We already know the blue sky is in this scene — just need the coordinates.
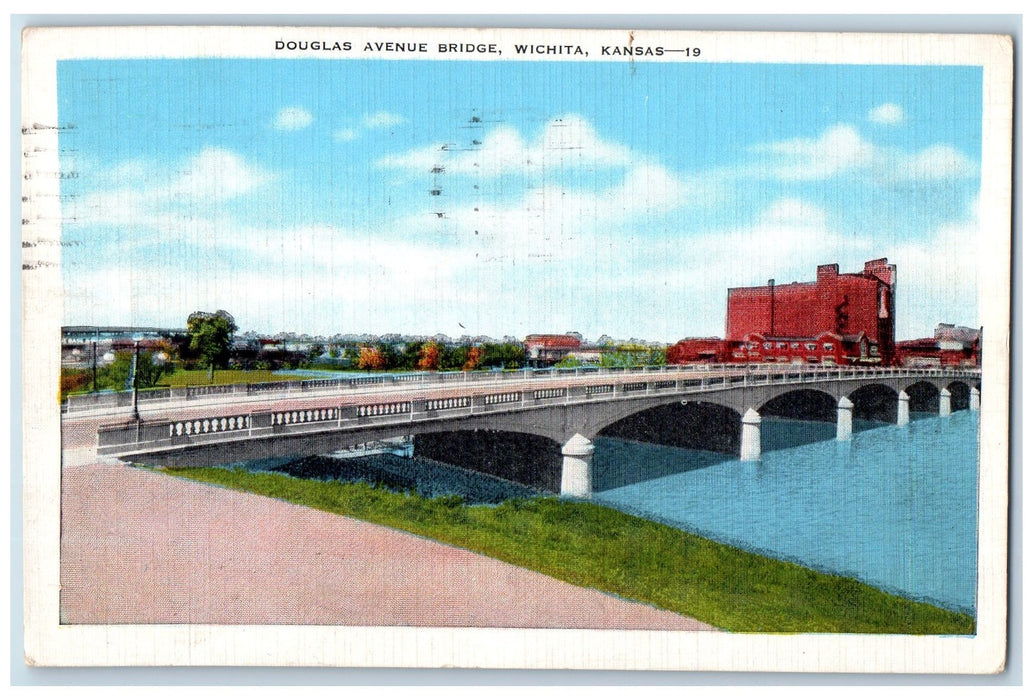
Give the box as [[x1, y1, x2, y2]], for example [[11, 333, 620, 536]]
[[58, 59, 982, 341]]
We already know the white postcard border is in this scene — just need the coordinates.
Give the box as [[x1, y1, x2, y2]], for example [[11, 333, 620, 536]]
[[20, 25, 1014, 671]]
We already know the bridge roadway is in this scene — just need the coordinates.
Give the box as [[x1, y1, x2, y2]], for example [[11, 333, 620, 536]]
[[85, 364, 981, 498]]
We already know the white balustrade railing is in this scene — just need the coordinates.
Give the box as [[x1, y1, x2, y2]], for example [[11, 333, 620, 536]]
[[170, 414, 251, 437], [484, 392, 520, 405], [97, 364, 982, 451], [72, 362, 981, 414], [425, 396, 471, 411], [356, 401, 412, 418], [273, 407, 340, 426]]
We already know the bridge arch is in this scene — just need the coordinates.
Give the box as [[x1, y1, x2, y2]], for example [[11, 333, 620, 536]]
[[758, 388, 837, 422], [595, 400, 743, 455], [904, 381, 941, 413], [848, 383, 900, 424], [947, 380, 972, 411], [412, 428, 563, 493], [755, 389, 839, 451]]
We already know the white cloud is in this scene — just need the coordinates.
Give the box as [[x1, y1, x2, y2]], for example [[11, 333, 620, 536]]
[[171, 147, 271, 202], [67, 148, 271, 227], [690, 200, 871, 285], [760, 198, 828, 228], [378, 114, 632, 176], [333, 128, 359, 142], [754, 124, 875, 180], [273, 106, 313, 131], [332, 111, 406, 144], [414, 161, 706, 264], [869, 103, 905, 126], [751, 123, 979, 185], [541, 114, 632, 167], [362, 111, 405, 129], [66, 219, 483, 335], [885, 196, 980, 338], [899, 144, 979, 181]]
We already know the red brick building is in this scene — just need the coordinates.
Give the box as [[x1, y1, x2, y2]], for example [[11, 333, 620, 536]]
[[725, 258, 896, 365], [736, 331, 880, 365], [666, 337, 735, 364]]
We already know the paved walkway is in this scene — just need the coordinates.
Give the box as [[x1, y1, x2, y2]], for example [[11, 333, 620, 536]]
[[60, 449, 714, 630]]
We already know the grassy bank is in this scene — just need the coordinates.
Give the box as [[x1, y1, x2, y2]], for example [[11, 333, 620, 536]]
[[165, 467, 974, 635], [61, 368, 322, 400], [159, 369, 319, 387]]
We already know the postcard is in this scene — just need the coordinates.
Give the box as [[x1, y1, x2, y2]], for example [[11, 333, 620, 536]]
[[20, 25, 1012, 671]]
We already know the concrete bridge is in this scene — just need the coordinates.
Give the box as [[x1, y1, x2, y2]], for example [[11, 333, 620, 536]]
[[90, 365, 981, 498]]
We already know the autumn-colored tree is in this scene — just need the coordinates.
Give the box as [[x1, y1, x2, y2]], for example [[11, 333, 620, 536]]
[[357, 346, 386, 370], [462, 346, 483, 371], [416, 342, 441, 371]]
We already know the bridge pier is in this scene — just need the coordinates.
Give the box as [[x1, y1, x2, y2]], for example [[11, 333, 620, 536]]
[[940, 388, 952, 416], [560, 433, 594, 499], [897, 390, 910, 426], [836, 396, 853, 441], [740, 408, 761, 462], [970, 387, 980, 411]]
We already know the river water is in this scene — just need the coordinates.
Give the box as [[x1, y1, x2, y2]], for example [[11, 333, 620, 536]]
[[253, 410, 978, 615], [593, 411, 979, 614]]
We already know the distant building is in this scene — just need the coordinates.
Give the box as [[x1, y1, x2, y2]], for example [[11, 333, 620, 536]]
[[896, 324, 981, 367], [726, 258, 896, 365], [524, 334, 582, 367], [61, 325, 184, 368]]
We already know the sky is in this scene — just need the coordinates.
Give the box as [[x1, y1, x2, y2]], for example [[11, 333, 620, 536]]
[[57, 58, 983, 342]]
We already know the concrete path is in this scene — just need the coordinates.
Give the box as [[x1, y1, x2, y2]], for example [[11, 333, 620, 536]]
[[60, 452, 714, 630]]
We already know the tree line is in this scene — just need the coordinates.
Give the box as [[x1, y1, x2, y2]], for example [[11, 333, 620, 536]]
[[63, 307, 673, 397]]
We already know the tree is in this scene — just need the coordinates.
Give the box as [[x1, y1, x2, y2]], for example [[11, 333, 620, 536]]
[[481, 343, 526, 370], [97, 349, 172, 391], [416, 342, 441, 371], [462, 346, 483, 371], [187, 310, 237, 380], [377, 342, 401, 370], [440, 345, 469, 371], [555, 354, 582, 368], [400, 341, 424, 370], [358, 346, 386, 370]]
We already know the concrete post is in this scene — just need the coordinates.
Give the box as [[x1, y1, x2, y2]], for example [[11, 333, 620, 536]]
[[740, 408, 762, 462], [970, 387, 980, 411], [939, 388, 952, 416], [897, 390, 910, 426], [561, 433, 595, 499], [837, 396, 853, 441]]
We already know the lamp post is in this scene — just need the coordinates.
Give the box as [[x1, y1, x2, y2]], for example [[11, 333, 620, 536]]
[[131, 340, 140, 421]]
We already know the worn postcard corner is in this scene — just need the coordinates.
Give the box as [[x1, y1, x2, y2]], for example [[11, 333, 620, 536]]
[[20, 25, 1013, 672]]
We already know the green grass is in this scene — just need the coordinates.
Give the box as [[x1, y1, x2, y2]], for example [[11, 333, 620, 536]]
[[162, 467, 974, 635], [158, 368, 319, 387], [61, 367, 323, 398]]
